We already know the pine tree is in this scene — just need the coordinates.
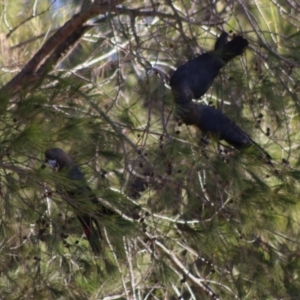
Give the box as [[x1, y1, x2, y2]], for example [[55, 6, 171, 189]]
[[0, 0, 300, 299]]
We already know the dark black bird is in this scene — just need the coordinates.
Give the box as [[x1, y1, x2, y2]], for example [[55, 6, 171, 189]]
[[170, 32, 249, 105], [178, 103, 272, 162], [127, 175, 148, 199], [127, 170, 153, 199], [45, 148, 114, 254]]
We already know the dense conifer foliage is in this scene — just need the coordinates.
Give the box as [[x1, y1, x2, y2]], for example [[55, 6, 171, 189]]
[[0, 1, 300, 298]]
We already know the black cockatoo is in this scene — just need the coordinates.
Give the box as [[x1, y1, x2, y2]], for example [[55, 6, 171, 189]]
[[127, 175, 148, 199], [45, 147, 115, 254], [170, 32, 249, 105], [178, 102, 272, 162], [127, 170, 153, 200]]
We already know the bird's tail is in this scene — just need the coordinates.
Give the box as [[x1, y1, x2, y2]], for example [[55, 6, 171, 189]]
[[215, 33, 249, 63], [78, 215, 102, 255]]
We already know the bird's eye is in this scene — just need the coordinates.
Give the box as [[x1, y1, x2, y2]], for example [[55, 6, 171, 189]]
[[48, 159, 57, 169]]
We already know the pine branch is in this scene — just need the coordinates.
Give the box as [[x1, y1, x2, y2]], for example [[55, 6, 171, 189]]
[[36, 25, 94, 77], [103, 227, 129, 299], [141, 233, 222, 300], [0, 0, 126, 101]]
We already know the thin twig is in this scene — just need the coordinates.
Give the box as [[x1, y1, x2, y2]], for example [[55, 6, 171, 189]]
[[103, 227, 129, 299], [0, 0, 126, 98]]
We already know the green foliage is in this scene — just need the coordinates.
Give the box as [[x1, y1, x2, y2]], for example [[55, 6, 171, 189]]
[[1, 0, 300, 298]]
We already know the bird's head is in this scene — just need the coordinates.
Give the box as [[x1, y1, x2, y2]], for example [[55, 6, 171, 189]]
[[45, 148, 73, 171]]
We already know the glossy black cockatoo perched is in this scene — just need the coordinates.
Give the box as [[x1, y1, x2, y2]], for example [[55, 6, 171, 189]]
[[45, 147, 115, 254], [178, 102, 272, 163], [170, 32, 249, 105]]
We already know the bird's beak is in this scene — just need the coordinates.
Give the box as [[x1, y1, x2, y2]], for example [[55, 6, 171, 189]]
[[47, 159, 57, 169]]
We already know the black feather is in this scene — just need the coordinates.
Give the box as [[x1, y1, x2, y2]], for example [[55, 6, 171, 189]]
[[170, 32, 248, 105], [45, 148, 114, 254], [177, 103, 272, 163]]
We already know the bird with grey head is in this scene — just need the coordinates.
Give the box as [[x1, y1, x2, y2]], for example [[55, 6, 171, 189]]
[[45, 147, 115, 254]]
